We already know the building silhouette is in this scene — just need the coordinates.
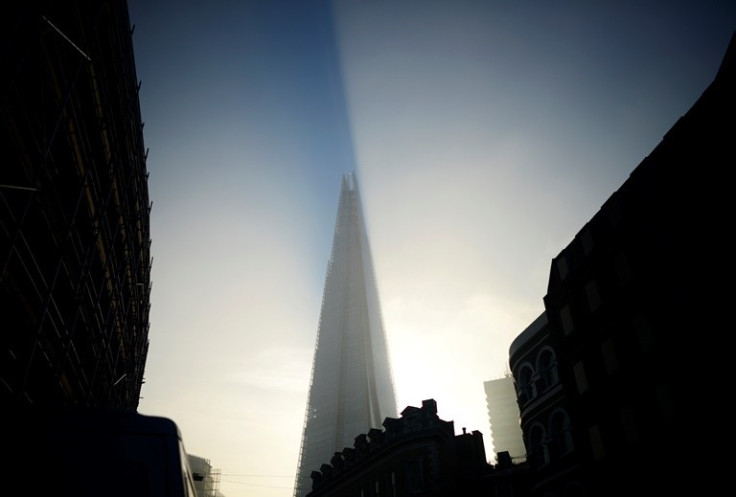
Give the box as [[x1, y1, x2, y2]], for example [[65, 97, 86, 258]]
[[307, 399, 494, 497], [483, 374, 526, 464], [509, 312, 572, 495], [294, 173, 398, 497], [509, 31, 735, 497], [1, 0, 150, 410]]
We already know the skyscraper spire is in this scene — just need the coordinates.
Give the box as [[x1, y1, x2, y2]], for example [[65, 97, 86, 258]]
[[294, 173, 397, 497]]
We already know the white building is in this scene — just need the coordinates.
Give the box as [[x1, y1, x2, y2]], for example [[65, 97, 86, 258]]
[[484, 374, 526, 463]]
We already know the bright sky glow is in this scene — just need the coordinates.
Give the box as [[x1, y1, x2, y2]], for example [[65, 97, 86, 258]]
[[127, 1, 735, 496]]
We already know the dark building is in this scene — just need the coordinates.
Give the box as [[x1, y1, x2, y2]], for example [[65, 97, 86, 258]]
[[1, 0, 151, 410], [307, 399, 511, 497], [510, 32, 735, 496], [509, 313, 578, 495]]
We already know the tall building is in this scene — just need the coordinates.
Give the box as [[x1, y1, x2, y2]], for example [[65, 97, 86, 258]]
[[294, 173, 398, 497], [483, 374, 526, 463], [1, 0, 151, 410]]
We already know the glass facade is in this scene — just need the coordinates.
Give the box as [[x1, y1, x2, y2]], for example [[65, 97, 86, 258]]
[[294, 173, 397, 497]]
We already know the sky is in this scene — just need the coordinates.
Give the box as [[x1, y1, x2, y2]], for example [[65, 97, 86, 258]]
[[125, 1, 735, 496]]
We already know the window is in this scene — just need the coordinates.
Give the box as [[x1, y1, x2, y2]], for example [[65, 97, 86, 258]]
[[573, 360, 588, 394], [588, 425, 605, 460], [557, 255, 569, 280], [549, 410, 574, 457], [517, 364, 536, 404], [537, 348, 558, 391], [529, 424, 549, 467], [407, 459, 422, 494], [614, 252, 632, 285], [601, 338, 619, 374], [560, 305, 574, 335], [633, 315, 653, 350], [619, 406, 638, 445], [386, 472, 396, 497], [585, 280, 601, 312]]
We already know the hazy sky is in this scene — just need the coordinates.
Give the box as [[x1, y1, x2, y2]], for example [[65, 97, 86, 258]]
[[126, 1, 735, 496]]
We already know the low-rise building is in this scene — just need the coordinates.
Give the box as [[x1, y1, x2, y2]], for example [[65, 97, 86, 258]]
[[307, 399, 517, 497]]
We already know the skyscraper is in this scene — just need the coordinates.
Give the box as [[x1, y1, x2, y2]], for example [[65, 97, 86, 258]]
[[294, 173, 398, 497]]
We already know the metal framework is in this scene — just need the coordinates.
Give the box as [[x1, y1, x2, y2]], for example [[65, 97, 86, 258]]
[[188, 454, 222, 497], [1, 0, 151, 409], [294, 173, 397, 497]]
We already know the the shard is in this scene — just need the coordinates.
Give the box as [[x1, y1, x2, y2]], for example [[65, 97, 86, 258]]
[[294, 173, 398, 497]]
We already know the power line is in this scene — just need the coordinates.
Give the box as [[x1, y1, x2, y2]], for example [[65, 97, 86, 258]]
[[219, 474, 292, 478], [220, 479, 292, 489]]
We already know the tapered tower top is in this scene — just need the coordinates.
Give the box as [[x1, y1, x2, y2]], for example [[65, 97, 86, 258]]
[[293, 173, 397, 497]]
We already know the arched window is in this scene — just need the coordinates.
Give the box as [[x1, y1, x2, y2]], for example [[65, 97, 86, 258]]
[[528, 423, 548, 467], [516, 364, 536, 405], [549, 410, 574, 458], [537, 348, 558, 391]]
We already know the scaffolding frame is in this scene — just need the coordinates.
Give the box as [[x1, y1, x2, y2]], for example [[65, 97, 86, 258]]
[[1, 0, 151, 409]]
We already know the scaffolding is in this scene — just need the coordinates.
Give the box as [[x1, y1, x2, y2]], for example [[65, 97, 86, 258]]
[[1, 0, 151, 409], [188, 454, 222, 497]]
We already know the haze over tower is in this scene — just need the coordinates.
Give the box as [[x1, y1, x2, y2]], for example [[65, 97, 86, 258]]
[[294, 173, 398, 497]]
